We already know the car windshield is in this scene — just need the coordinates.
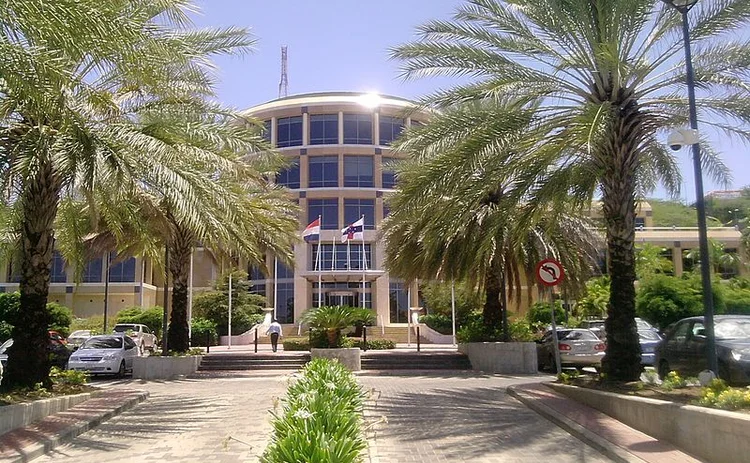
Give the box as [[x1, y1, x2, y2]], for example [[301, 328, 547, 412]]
[[70, 330, 90, 337], [81, 337, 123, 349], [113, 325, 136, 333], [584, 322, 604, 329], [559, 330, 598, 341], [714, 319, 750, 340], [636, 319, 653, 331], [639, 330, 661, 341]]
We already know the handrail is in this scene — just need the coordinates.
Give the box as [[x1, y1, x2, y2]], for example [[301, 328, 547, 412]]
[[297, 322, 304, 336], [376, 315, 385, 335]]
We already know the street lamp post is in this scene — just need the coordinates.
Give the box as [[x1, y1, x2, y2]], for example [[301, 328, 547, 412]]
[[662, 0, 718, 374]]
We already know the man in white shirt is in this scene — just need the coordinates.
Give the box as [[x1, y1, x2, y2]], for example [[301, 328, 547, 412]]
[[266, 319, 283, 352]]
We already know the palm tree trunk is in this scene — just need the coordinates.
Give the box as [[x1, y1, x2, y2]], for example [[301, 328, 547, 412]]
[[483, 267, 502, 329], [167, 226, 193, 352], [2, 159, 62, 390], [600, 142, 642, 381]]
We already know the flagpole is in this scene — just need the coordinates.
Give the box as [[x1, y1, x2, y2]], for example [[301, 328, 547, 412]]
[[451, 281, 457, 346], [347, 240, 351, 271], [361, 215, 366, 310], [331, 235, 335, 271], [316, 215, 322, 307], [273, 256, 278, 320]]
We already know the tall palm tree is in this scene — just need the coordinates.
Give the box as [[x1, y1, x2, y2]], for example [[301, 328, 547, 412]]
[[0, 0, 254, 388], [392, 0, 745, 380], [382, 104, 599, 340]]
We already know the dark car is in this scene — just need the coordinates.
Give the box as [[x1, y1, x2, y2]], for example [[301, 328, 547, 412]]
[[0, 337, 71, 370], [655, 315, 750, 384]]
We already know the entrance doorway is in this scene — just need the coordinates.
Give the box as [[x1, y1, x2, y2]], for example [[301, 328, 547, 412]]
[[327, 291, 355, 307]]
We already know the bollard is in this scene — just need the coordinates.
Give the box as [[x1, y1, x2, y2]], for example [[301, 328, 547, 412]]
[[254, 329, 258, 353], [363, 326, 367, 351], [417, 326, 421, 352], [206, 331, 210, 354]]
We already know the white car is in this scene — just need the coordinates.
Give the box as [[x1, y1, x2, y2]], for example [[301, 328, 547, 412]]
[[67, 335, 139, 377], [67, 330, 93, 349], [112, 323, 157, 354]]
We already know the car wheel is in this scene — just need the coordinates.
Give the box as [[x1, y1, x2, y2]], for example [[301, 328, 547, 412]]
[[658, 360, 670, 380], [117, 360, 126, 378]]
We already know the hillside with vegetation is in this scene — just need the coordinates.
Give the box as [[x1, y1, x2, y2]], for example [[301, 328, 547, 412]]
[[648, 199, 723, 227]]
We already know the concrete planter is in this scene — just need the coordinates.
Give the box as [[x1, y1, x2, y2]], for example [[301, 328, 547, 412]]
[[458, 342, 537, 374], [310, 348, 361, 371], [0, 392, 91, 436], [549, 383, 750, 463], [132, 355, 202, 380]]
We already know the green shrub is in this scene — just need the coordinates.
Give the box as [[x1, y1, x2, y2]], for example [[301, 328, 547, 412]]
[[193, 270, 267, 335], [115, 306, 164, 338], [190, 317, 218, 346], [302, 306, 369, 348], [261, 358, 366, 463], [282, 338, 310, 351], [661, 371, 688, 391], [70, 316, 106, 335], [0, 293, 74, 341], [722, 285, 750, 315], [526, 301, 566, 325], [353, 339, 396, 350], [636, 274, 725, 329], [50, 367, 88, 386], [508, 320, 537, 342], [420, 313, 453, 334]]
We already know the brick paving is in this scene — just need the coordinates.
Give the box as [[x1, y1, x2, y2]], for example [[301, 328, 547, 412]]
[[358, 374, 613, 463], [30, 375, 290, 463]]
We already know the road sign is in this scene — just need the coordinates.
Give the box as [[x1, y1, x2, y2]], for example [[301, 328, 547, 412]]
[[535, 259, 565, 287]]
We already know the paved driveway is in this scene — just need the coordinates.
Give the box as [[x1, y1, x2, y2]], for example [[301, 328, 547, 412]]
[[32, 372, 610, 463]]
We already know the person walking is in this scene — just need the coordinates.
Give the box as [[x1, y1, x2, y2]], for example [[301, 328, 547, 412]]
[[266, 319, 283, 352]]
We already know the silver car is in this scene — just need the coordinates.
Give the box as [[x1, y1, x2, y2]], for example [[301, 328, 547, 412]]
[[537, 329, 606, 371], [67, 334, 139, 377]]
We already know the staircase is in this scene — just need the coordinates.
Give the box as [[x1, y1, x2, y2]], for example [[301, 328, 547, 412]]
[[361, 351, 472, 370], [359, 326, 431, 344], [197, 352, 310, 371]]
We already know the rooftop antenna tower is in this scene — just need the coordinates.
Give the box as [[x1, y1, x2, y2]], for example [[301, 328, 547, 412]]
[[278, 45, 288, 98]]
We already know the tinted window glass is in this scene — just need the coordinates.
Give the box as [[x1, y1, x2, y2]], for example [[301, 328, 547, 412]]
[[379, 116, 404, 145], [560, 330, 599, 341], [309, 114, 338, 145], [312, 244, 372, 271], [381, 157, 398, 189], [344, 199, 375, 229], [670, 322, 690, 342], [83, 257, 103, 283], [82, 337, 123, 349], [275, 281, 295, 324], [344, 155, 374, 187], [277, 116, 303, 148], [308, 156, 338, 188], [343, 114, 372, 144], [277, 160, 300, 189], [51, 251, 66, 283], [307, 199, 338, 230], [109, 255, 136, 282], [262, 120, 271, 142]]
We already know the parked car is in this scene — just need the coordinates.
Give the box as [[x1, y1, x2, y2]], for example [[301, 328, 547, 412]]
[[635, 317, 658, 333], [67, 330, 93, 349], [0, 336, 71, 370], [579, 320, 605, 339], [112, 324, 157, 354], [655, 315, 750, 385], [67, 334, 139, 377], [537, 328, 606, 371], [639, 329, 662, 366], [48, 330, 67, 345]]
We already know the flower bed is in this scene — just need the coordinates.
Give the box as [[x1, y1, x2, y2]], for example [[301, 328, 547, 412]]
[[261, 358, 367, 463]]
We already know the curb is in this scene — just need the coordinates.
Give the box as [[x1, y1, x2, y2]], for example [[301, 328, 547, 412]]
[[0, 389, 149, 463], [506, 385, 646, 463]]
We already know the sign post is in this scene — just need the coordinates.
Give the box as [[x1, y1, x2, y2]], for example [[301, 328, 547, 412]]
[[535, 259, 565, 375]]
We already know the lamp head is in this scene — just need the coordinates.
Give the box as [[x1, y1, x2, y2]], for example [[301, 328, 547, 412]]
[[661, 0, 699, 12]]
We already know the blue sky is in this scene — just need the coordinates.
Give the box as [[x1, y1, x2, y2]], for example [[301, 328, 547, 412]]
[[191, 0, 749, 199]]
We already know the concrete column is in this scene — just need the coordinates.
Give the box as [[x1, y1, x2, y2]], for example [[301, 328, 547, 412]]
[[373, 112, 380, 146], [376, 276, 390, 325], [302, 113, 310, 145], [338, 111, 344, 144], [673, 247, 683, 276], [270, 116, 277, 146]]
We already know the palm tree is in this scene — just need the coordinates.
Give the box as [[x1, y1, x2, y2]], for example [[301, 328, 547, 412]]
[[0, 0, 254, 388], [685, 238, 741, 277], [382, 104, 599, 340], [392, 0, 746, 380]]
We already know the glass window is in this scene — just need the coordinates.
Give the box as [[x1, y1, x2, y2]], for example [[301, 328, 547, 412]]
[[109, 254, 136, 282], [669, 321, 690, 343], [343, 114, 372, 144], [262, 120, 271, 142], [309, 114, 338, 145], [308, 156, 338, 188], [635, 217, 645, 228], [382, 157, 398, 189], [390, 281, 408, 323], [248, 265, 266, 296], [379, 116, 404, 145], [307, 199, 339, 230], [276, 159, 300, 189], [277, 116, 303, 148], [83, 256, 103, 283], [344, 199, 375, 229], [383, 202, 390, 218], [344, 156, 374, 187], [50, 251, 66, 283], [312, 244, 372, 271], [276, 261, 294, 279], [275, 282, 295, 324]]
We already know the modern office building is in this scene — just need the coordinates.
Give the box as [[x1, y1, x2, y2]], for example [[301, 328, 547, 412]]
[[0, 92, 744, 328]]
